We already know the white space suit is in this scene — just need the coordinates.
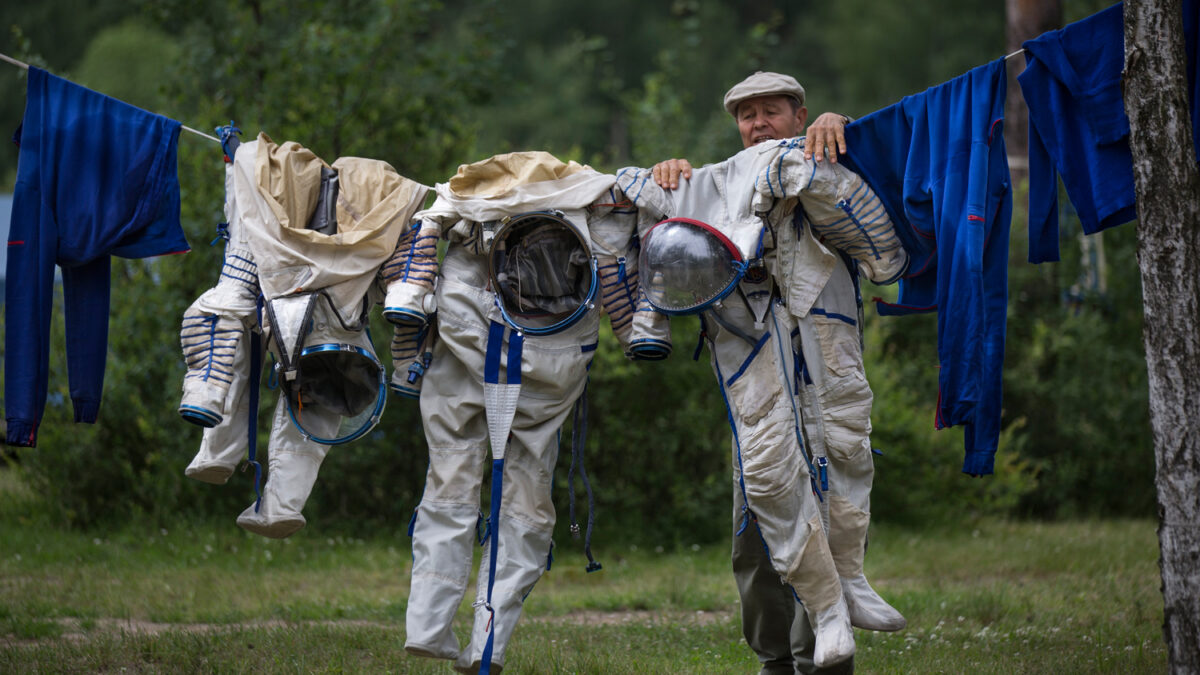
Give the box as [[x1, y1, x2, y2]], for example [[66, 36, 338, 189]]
[[757, 138, 907, 635], [392, 152, 641, 674], [618, 137, 907, 667], [179, 133, 427, 538]]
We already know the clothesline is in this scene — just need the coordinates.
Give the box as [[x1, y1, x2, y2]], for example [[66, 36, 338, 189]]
[[1, 51, 220, 144]]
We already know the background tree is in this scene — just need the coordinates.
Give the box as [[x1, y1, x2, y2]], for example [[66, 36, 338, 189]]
[[0, 1, 142, 184], [1122, 0, 1200, 670], [1005, 0, 1062, 181], [2, 0, 506, 529]]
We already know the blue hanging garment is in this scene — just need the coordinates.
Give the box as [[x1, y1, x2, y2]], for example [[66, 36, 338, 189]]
[[841, 59, 1012, 476], [1018, 0, 1200, 263], [4, 67, 188, 447]]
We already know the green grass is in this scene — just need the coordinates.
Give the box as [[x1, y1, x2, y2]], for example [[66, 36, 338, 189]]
[[0, 506, 1165, 673]]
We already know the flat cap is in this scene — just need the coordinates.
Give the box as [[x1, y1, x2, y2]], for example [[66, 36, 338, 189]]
[[723, 71, 806, 116]]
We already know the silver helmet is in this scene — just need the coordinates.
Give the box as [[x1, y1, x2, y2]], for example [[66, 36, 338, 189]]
[[638, 217, 747, 314], [267, 293, 387, 445]]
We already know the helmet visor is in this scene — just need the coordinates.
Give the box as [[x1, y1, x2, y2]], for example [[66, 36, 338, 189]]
[[639, 217, 745, 314]]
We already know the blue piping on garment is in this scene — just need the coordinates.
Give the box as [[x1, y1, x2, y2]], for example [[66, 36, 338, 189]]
[[478, 458, 504, 675], [768, 302, 823, 500]]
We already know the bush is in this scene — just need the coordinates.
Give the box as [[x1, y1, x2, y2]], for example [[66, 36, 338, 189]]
[[1002, 220, 1154, 518], [565, 317, 731, 548], [862, 310, 1039, 527]]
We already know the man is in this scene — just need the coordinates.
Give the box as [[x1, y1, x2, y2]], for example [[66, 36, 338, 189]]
[[651, 72, 905, 674], [651, 76, 848, 189]]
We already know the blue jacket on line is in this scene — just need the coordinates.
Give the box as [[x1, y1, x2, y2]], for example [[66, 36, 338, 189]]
[[4, 67, 189, 447]]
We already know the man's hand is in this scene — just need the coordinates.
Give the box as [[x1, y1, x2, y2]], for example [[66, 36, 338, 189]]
[[652, 158, 694, 189], [805, 112, 849, 163]]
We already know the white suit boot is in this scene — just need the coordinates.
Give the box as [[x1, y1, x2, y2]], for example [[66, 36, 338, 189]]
[[404, 500, 479, 661], [185, 426, 244, 484], [453, 513, 553, 674], [185, 404, 255, 486], [825, 459, 905, 632], [841, 574, 906, 632], [236, 400, 332, 539], [808, 595, 856, 668]]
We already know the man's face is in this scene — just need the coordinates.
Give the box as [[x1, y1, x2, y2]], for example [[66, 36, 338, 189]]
[[736, 95, 808, 149]]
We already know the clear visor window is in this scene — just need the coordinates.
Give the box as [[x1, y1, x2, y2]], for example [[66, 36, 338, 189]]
[[491, 215, 593, 331], [639, 219, 744, 313]]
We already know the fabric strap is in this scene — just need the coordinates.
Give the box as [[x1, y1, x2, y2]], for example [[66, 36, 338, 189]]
[[479, 320, 525, 673]]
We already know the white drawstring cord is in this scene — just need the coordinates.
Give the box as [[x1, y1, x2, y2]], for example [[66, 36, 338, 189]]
[[1, 51, 220, 144]]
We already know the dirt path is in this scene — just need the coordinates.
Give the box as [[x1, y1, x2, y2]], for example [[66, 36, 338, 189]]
[[3, 609, 734, 647]]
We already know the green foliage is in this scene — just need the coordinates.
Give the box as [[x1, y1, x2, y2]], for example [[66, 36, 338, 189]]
[[861, 308, 1039, 526], [0, 0, 142, 182], [471, 1, 843, 170], [622, 24, 741, 169], [469, 0, 1008, 168], [1002, 214, 1155, 518], [5, 0, 504, 530], [862, 188, 1155, 522], [15, 260, 248, 528], [73, 18, 182, 111], [566, 318, 731, 547], [818, 0, 1005, 117], [145, 0, 503, 184]]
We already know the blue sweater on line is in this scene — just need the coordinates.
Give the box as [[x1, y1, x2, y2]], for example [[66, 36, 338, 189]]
[[1019, 0, 1200, 263], [4, 67, 189, 447]]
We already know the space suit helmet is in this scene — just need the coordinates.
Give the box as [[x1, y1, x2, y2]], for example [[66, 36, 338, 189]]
[[638, 217, 747, 315], [285, 341, 387, 445], [489, 210, 598, 335], [268, 294, 388, 445]]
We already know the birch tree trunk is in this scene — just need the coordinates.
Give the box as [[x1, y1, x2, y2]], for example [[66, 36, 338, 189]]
[[1122, 1, 1200, 671]]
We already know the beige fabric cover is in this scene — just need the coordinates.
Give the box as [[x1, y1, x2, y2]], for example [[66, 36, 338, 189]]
[[447, 151, 589, 197], [241, 134, 429, 312]]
